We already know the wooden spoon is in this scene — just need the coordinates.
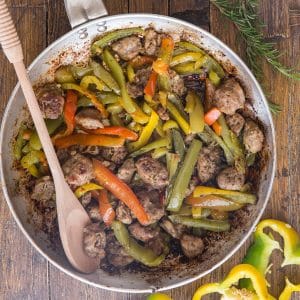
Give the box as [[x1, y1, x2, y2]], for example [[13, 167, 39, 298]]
[[0, 0, 98, 273]]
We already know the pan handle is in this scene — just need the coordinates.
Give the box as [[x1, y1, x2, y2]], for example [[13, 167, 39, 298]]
[[64, 0, 108, 28]]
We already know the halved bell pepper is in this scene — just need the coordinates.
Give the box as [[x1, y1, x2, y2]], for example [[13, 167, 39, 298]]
[[61, 83, 108, 117], [93, 160, 149, 225], [111, 220, 167, 267], [74, 182, 103, 198], [192, 264, 274, 300], [128, 109, 159, 152], [54, 134, 125, 148], [91, 27, 144, 54], [167, 139, 202, 212], [279, 278, 300, 300]]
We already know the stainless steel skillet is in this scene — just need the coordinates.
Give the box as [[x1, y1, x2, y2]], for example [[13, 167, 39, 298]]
[[0, 0, 276, 293]]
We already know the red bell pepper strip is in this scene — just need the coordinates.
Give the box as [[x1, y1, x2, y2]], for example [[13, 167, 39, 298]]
[[92, 159, 149, 225], [144, 71, 158, 97], [54, 134, 125, 148], [204, 107, 222, 126], [53, 90, 78, 141], [96, 190, 115, 226], [86, 126, 138, 141]]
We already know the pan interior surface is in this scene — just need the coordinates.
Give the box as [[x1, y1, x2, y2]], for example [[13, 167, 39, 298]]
[[0, 14, 275, 293]]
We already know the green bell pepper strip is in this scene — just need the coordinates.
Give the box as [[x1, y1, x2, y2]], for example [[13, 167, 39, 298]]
[[90, 60, 120, 95], [21, 150, 46, 177], [174, 41, 205, 55], [111, 220, 167, 267], [167, 139, 202, 212], [29, 117, 64, 150], [127, 64, 135, 83], [96, 92, 120, 105], [91, 27, 144, 54], [162, 120, 179, 131], [208, 70, 221, 86], [128, 109, 159, 152], [151, 147, 168, 159], [194, 55, 225, 78], [80, 75, 111, 92], [54, 66, 75, 83], [240, 219, 300, 291], [129, 137, 169, 158], [170, 52, 204, 67], [168, 215, 230, 232], [168, 93, 189, 120], [167, 102, 191, 135], [106, 102, 123, 114], [70, 65, 93, 80], [14, 124, 27, 160], [166, 152, 180, 180], [21, 143, 31, 154], [77, 96, 93, 107], [204, 124, 234, 165], [193, 186, 256, 205], [171, 206, 211, 218], [171, 129, 185, 160], [279, 278, 300, 300], [186, 91, 204, 133], [102, 48, 136, 113], [110, 113, 124, 126], [218, 114, 246, 174]]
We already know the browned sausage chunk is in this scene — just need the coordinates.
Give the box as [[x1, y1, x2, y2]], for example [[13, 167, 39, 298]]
[[111, 36, 142, 61], [197, 145, 223, 183], [31, 176, 55, 206], [87, 203, 102, 222], [116, 202, 133, 225], [117, 158, 136, 183], [146, 234, 166, 256], [62, 153, 94, 186], [83, 223, 106, 260], [36, 84, 64, 119], [180, 234, 204, 258], [128, 222, 160, 242], [217, 166, 245, 191], [135, 156, 169, 189], [214, 78, 245, 115], [169, 69, 186, 96], [136, 190, 165, 225], [127, 67, 151, 98], [225, 113, 245, 136], [100, 146, 128, 164], [75, 108, 103, 130], [243, 120, 264, 153], [144, 28, 161, 56]]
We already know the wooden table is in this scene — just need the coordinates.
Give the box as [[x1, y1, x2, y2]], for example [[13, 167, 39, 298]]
[[0, 0, 299, 299]]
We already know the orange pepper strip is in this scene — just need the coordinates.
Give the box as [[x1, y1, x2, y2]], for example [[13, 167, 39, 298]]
[[144, 71, 158, 97], [97, 190, 115, 226], [53, 90, 78, 141], [212, 120, 222, 136], [54, 134, 125, 148], [204, 107, 222, 126], [92, 159, 149, 225], [87, 126, 138, 141]]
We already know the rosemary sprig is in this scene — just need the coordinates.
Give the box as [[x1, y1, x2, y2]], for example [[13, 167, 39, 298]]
[[210, 0, 298, 114]]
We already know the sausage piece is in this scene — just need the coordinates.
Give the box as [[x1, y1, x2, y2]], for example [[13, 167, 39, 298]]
[[128, 222, 160, 242], [111, 36, 142, 61], [214, 78, 245, 115], [75, 108, 104, 130], [180, 234, 204, 258], [135, 156, 169, 189], [144, 28, 161, 56], [100, 146, 128, 164], [117, 158, 136, 183], [225, 113, 245, 136], [217, 166, 245, 191], [243, 120, 264, 153], [116, 202, 133, 225]]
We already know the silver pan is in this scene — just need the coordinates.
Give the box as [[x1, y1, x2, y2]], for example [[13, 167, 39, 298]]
[[0, 0, 276, 293]]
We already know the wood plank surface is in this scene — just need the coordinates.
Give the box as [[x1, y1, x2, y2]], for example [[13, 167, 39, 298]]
[[0, 0, 299, 299]]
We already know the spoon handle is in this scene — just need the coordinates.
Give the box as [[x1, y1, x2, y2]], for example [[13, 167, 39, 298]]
[[0, 0, 64, 181]]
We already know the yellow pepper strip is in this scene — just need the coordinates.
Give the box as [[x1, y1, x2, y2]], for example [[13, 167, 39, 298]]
[[186, 91, 204, 133], [131, 103, 150, 124], [128, 110, 159, 152], [21, 150, 47, 178], [170, 52, 203, 67], [191, 207, 202, 219], [192, 264, 274, 300], [166, 102, 191, 135], [279, 278, 300, 300], [74, 182, 103, 198], [80, 75, 111, 92], [61, 83, 108, 117], [209, 70, 221, 86], [127, 64, 135, 83], [162, 120, 179, 131], [156, 119, 166, 137], [256, 219, 300, 267], [147, 293, 172, 300], [158, 91, 168, 108]]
